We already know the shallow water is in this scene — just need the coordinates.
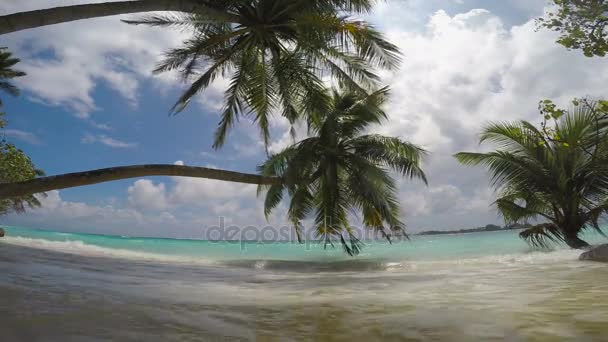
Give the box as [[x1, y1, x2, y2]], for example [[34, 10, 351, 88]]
[[1, 226, 608, 341]]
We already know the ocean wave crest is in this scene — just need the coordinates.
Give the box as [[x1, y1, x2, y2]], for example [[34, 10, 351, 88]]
[[1, 236, 216, 266], [0, 235, 586, 272]]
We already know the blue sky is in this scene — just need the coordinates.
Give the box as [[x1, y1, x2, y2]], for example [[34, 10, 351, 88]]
[[2, 0, 607, 237]]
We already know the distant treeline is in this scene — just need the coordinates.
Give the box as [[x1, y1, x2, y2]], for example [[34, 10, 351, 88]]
[[417, 223, 532, 236]]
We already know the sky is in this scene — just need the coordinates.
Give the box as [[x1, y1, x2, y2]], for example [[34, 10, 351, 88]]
[[1, 0, 607, 238]]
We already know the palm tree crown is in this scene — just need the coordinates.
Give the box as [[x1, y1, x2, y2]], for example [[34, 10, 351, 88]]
[[258, 88, 427, 255], [125, 0, 400, 148], [455, 100, 608, 249], [0, 47, 26, 106]]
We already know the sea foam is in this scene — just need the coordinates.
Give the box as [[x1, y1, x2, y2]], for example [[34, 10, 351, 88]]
[[0, 234, 586, 273], [1, 236, 216, 266]]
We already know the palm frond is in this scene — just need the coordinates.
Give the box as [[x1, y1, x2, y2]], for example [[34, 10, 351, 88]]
[[259, 88, 423, 255], [0, 81, 19, 97], [320, 0, 375, 13], [135, 0, 401, 149], [263, 183, 284, 218], [457, 99, 608, 249], [0, 48, 25, 101], [122, 7, 238, 28], [344, 157, 404, 239], [123, 13, 208, 29], [352, 134, 428, 183], [245, 51, 277, 147], [519, 223, 564, 248], [342, 19, 401, 70], [338, 86, 390, 136], [171, 64, 222, 114], [494, 196, 544, 224], [287, 185, 315, 242], [479, 121, 545, 152], [213, 56, 253, 149]]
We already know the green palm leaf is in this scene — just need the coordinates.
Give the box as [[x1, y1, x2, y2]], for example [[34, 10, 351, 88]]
[[455, 99, 608, 249], [259, 88, 427, 255], [0, 49, 44, 215], [125, 0, 399, 149], [0, 48, 26, 104]]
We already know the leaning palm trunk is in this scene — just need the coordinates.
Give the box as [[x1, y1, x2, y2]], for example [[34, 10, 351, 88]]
[[0, 0, 204, 35], [295, 227, 303, 244], [0, 164, 280, 199]]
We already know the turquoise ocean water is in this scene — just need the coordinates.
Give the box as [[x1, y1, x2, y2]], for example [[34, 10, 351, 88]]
[[5, 225, 602, 262], [2, 225, 608, 340]]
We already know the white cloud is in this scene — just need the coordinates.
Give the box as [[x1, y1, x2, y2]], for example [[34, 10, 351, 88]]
[[8, 1, 608, 234], [4, 0, 235, 120], [4, 129, 42, 145], [4, 0, 191, 118], [168, 161, 259, 209], [31, 190, 142, 224], [265, 6, 608, 231], [81, 133, 137, 148], [128, 179, 168, 211], [6, 162, 372, 237], [88, 120, 113, 131], [365, 8, 608, 229], [267, 120, 307, 155], [17, 58, 99, 117], [8, 190, 194, 237], [378, 8, 608, 147], [194, 76, 231, 112]]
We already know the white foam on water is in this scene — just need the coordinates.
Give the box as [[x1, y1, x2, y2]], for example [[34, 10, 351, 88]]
[[1, 236, 216, 266], [254, 260, 267, 269], [0, 234, 591, 273], [399, 248, 583, 269], [5, 234, 606, 326]]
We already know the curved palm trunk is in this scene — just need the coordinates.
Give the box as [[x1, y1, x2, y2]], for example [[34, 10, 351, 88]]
[[564, 231, 591, 249], [295, 227, 303, 244], [0, 0, 202, 35], [0, 164, 280, 199], [561, 220, 591, 249]]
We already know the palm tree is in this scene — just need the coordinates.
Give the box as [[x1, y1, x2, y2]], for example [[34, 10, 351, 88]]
[[0, 142, 45, 215], [0, 1, 399, 200], [0, 164, 279, 199], [455, 101, 608, 249], [124, 0, 399, 148], [0, 48, 44, 214], [0, 0, 210, 35], [0, 50, 279, 199], [2, 1, 398, 149], [0, 0, 376, 35], [0, 47, 26, 106], [258, 87, 427, 255]]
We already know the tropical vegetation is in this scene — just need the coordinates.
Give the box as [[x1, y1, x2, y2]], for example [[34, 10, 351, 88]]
[[0, 0, 383, 34], [2, 1, 608, 255], [258, 88, 427, 254], [538, 0, 608, 57], [0, 0, 206, 34], [1, 0, 399, 148], [0, 48, 26, 105], [125, 0, 399, 148], [0, 0, 400, 204], [455, 99, 608, 249], [0, 48, 45, 215]]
